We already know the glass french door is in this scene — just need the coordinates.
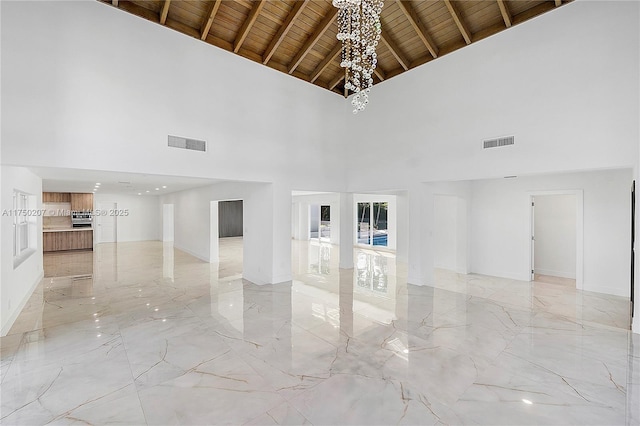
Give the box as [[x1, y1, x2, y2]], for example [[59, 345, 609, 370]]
[[357, 202, 388, 247], [310, 204, 331, 241]]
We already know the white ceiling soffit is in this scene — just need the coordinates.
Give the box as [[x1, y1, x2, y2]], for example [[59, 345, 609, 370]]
[[30, 166, 221, 196]]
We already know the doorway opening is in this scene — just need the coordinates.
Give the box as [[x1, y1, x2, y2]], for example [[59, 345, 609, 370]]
[[309, 204, 331, 241], [529, 191, 583, 289], [210, 200, 244, 279], [357, 201, 388, 247]]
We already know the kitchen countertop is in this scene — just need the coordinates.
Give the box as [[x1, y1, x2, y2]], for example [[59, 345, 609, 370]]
[[43, 227, 93, 233]]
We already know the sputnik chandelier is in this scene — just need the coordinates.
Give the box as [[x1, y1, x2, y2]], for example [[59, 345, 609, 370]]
[[333, 0, 384, 114]]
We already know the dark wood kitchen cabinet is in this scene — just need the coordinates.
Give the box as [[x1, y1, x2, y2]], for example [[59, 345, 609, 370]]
[[70, 193, 94, 211], [43, 192, 71, 203], [43, 230, 93, 252]]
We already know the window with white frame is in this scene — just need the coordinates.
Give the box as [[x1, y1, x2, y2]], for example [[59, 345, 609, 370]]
[[13, 190, 36, 264]]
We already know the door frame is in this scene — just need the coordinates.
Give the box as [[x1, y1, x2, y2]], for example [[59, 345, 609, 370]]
[[210, 198, 244, 263], [527, 190, 584, 290], [631, 180, 635, 319]]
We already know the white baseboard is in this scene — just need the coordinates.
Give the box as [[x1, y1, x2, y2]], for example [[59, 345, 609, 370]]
[[173, 243, 209, 263], [581, 283, 628, 298], [1, 270, 44, 336], [407, 272, 424, 286], [243, 270, 267, 286], [471, 269, 530, 282], [535, 268, 576, 279], [242, 270, 291, 286], [272, 273, 292, 284]]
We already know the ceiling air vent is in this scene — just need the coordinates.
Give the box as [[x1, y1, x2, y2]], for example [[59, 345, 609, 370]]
[[483, 136, 514, 149], [168, 135, 206, 152]]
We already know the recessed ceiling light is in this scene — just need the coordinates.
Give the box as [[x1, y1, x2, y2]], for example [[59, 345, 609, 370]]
[[137, 193, 141, 195], [146, 190, 150, 193], [162, 186, 167, 189], [95, 183, 101, 185], [155, 188, 159, 191]]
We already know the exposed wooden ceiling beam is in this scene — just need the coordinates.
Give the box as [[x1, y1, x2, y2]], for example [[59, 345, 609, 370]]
[[555, 0, 562, 6], [397, 0, 439, 58], [160, 0, 171, 25], [497, 0, 512, 28], [288, 9, 338, 74], [112, 0, 118, 6], [310, 43, 341, 83], [263, 0, 309, 65], [233, 0, 267, 53], [374, 66, 386, 82], [444, 0, 472, 45], [328, 71, 344, 91], [201, 0, 222, 40], [512, 1, 556, 26], [380, 32, 409, 71]]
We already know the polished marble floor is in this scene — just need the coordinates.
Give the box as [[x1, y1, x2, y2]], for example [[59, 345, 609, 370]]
[[1, 239, 638, 425]]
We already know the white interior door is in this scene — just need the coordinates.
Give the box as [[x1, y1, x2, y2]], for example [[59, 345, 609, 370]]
[[97, 202, 117, 243], [163, 204, 174, 242]]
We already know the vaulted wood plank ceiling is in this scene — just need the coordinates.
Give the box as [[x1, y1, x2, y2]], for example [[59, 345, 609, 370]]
[[100, 0, 571, 96]]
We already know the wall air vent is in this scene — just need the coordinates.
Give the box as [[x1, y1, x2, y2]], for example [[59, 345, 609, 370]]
[[168, 135, 207, 152], [483, 136, 514, 149]]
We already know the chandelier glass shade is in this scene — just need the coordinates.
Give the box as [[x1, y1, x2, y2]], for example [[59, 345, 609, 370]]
[[333, 0, 384, 114]]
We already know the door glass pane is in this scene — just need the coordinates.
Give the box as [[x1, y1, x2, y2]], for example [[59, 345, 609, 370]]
[[357, 202, 370, 245], [372, 202, 388, 246]]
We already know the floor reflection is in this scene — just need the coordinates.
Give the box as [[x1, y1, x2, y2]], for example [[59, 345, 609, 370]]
[[44, 249, 93, 278], [1, 239, 636, 426]]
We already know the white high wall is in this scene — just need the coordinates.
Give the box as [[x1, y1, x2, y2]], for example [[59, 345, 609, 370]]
[[1, 167, 43, 335], [346, 0, 639, 191], [94, 194, 160, 242], [470, 169, 632, 297], [0, 0, 348, 190], [533, 194, 577, 279]]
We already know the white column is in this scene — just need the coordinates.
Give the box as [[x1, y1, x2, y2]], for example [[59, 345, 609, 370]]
[[422, 185, 436, 286], [339, 192, 354, 269], [329, 200, 340, 245], [271, 183, 292, 283], [395, 191, 409, 263], [243, 182, 292, 285], [407, 183, 425, 285]]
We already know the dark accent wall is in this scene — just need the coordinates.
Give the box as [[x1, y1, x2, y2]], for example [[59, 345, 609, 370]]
[[219, 200, 243, 238]]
